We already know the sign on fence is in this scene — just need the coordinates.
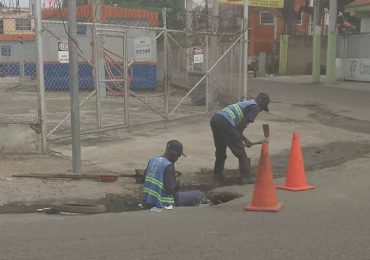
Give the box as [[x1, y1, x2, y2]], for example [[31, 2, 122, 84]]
[[193, 47, 204, 64], [134, 37, 153, 62], [219, 0, 284, 8], [58, 41, 69, 63]]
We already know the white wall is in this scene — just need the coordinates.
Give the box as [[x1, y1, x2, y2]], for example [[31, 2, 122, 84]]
[[360, 17, 370, 33], [336, 58, 370, 82]]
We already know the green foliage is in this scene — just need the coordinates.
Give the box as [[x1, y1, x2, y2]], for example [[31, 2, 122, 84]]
[[281, 0, 359, 35], [104, 0, 184, 12], [62, 0, 88, 7]]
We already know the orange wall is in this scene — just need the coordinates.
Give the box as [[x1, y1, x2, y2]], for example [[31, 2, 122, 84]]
[[295, 13, 311, 35], [248, 8, 284, 57], [248, 8, 315, 57]]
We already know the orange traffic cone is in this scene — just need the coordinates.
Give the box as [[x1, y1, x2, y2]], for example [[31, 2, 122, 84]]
[[245, 143, 283, 212], [277, 132, 315, 191]]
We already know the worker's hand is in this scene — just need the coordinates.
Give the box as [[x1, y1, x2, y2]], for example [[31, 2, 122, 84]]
[[244, 139, 253, 148]]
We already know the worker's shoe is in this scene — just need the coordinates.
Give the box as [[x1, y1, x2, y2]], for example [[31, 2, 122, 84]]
[[239, 157, 254, 184]]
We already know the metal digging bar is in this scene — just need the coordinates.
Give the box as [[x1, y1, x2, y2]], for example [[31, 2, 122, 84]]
[[168, 34, 242, 116]]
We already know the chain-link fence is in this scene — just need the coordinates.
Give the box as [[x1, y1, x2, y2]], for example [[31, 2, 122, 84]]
[[0, 13, 38, 126], [41, 9, 245, 139], [6, 4, 370, 143], [41, 20, 96, 138], [0, 16, 36, 82], [0, 6, 244, 140]]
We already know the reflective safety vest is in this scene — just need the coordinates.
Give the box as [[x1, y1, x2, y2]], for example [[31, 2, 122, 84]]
[[143, 156, 175, 208], [216, 100, 257, 127]]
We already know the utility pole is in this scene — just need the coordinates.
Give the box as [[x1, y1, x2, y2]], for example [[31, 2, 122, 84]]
[[34, 0, 47, 153], [67, 0, 81, 173], [242, 0, 249, 100], [326, 0, 337, 84], [312, 0, 321, 83]]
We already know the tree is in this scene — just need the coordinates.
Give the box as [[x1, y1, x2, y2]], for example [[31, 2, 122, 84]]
[[105, 0, 185, 28], [62, 0, 88, 7], [281, 0, 359, 35], [104, 0, 184, 12]]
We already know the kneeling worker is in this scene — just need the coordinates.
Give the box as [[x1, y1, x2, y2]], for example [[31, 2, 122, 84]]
[[142, 140, 204, 209]]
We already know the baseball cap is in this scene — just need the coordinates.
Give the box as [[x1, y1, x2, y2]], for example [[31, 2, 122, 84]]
[[256, 93, 270, 112], [166, 140, 187, 157]]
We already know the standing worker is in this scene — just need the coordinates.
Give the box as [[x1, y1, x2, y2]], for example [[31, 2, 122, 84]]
[[210, 93, 270, 184], [142, 140, 205, 209]]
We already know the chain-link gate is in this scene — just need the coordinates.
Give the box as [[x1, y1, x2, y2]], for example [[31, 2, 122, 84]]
[[40, 9, 244, 139], [96, 25, 167, 128], [42, 20, 96, 138], [166, 29, 244, 118], [166, 13, 245, 119]]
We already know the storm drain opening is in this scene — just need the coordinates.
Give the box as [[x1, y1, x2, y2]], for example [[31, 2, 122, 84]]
[[206, 192, 243, 205], [0, 191, 244, 214]]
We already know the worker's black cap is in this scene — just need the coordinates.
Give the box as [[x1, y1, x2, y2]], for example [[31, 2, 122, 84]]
[[166, 140, 187, 157], [256, 93, 270, 112]]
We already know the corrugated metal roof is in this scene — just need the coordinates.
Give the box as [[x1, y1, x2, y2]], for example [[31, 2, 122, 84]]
[[347, 0, 370, 7], [0, 34, 35, 41], [42, 4, 159, 27]]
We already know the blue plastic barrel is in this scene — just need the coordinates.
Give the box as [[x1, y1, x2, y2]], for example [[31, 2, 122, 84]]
[[129, 63, 157, 91]]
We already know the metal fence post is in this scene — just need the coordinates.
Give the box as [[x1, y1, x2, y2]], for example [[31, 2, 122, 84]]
[[342, 34, 348, 81], [123, 28, 129, 125], [239, 24, 243, 100], [162, 8, 169, 120], [20, 40, 25, 84], [242, 0, 249, 100], [312, 0, 321, 83], [92, 1, 102, 129], [68, 0, 81, 173], [34, 0, 47, 153], [205, 32, 210, 111], [326, 0, 338, 84]]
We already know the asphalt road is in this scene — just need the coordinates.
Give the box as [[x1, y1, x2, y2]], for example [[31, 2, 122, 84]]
[[1, 158, 369, 260], [252, 77, 370, 121], [1, 78, 370, 260]]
